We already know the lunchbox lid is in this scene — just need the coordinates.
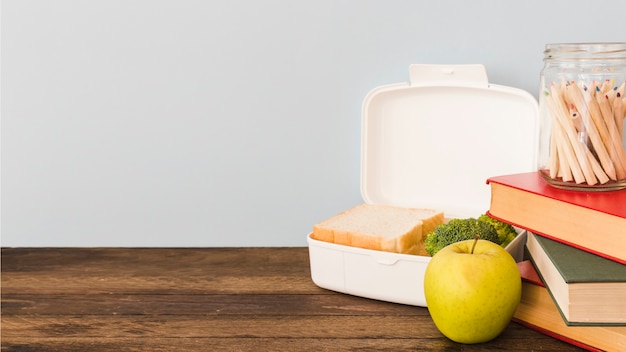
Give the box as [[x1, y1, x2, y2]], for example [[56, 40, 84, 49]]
[[361, 64, 539, 218]]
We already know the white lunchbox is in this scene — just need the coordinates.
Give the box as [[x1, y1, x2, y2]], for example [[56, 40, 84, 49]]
[[307, 64, 539, 307]]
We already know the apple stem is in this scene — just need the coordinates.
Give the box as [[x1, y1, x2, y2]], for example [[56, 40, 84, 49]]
[[470, 234, 480, 254]]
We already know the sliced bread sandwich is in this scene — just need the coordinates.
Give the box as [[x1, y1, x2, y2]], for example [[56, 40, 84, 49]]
[[312, 203, 444, 256]]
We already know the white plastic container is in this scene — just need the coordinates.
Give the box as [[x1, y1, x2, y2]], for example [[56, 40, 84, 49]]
[[307, 64, 539, 307]]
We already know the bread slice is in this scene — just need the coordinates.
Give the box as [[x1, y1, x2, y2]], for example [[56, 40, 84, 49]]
[[312, 203, 444, 256]]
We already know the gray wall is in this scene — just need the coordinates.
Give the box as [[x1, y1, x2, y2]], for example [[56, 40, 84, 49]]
[[2, 0, 625, 246]]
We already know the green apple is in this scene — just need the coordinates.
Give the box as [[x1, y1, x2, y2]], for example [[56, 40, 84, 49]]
[[424, 238, 521, 344]]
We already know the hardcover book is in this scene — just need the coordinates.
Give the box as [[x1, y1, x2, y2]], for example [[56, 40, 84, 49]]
[[526, 232, 626, 325], [514, 260, 626, 352], [486, 171, 626, 264]]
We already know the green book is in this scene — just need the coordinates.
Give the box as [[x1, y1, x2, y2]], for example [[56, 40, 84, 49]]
[[526, 232, 626, 326]]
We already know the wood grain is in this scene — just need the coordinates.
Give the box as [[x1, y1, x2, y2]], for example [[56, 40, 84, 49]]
[[1, 247, 583, 351]]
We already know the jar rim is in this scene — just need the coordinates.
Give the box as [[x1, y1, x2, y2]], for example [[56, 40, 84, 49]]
[[544, 42, 626, 60]]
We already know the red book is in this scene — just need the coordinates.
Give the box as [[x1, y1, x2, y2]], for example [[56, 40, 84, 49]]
[[486, 171, 626, 264], [514, 261, 626, 352]]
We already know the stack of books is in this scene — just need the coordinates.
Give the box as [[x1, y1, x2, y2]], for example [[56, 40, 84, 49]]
[[486, 171, 626, 352]]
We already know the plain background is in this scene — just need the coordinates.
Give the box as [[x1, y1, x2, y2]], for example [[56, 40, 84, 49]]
[[2, 0, 625, 247]]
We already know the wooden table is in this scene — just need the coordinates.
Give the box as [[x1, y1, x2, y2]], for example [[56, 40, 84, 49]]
[[1, 247, 582, 351]]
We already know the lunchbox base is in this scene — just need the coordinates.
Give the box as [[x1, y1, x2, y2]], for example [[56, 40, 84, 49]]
[[307, 230, 527, 307]]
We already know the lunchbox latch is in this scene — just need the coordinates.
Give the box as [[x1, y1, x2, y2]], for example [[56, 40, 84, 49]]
[[372, 253, 401, 266], [409, 64, 489, 88]]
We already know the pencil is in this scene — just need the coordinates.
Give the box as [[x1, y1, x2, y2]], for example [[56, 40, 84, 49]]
[[615, 92, 624, 137], [568, 82, 616, 181]]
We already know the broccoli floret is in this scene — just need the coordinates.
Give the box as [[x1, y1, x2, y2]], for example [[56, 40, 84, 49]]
[[478, 214, 518, 248], [425, 218, 500, 256]]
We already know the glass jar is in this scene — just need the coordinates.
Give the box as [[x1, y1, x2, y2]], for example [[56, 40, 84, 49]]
[[538, 42, 626, 191]]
